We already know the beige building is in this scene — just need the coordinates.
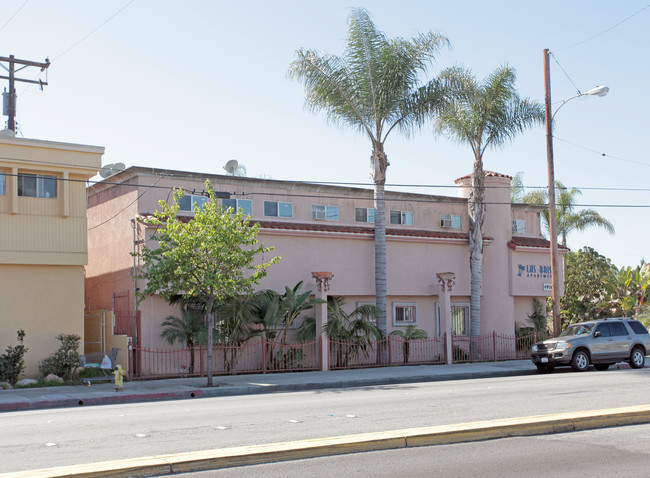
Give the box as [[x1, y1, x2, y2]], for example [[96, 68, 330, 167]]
[[86, 167, 567, 368], [0, 133, 103, 377]]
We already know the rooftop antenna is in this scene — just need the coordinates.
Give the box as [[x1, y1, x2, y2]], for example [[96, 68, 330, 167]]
[[0, 55, 50, 133], [99, 162, 126, 178]]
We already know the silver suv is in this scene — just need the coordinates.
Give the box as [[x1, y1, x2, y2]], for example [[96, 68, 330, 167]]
[[531, 318, 650, 373]]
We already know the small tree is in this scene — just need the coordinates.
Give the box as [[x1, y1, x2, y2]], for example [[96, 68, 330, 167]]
[[39, 334, 81, 382], [136, 182, 279, 386], [0, 330, 27, 385], [390, 325, 428, 364]]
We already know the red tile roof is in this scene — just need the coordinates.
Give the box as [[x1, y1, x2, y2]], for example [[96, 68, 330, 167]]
[[454, 170, 513, 183], [508, 236, 570, 252]]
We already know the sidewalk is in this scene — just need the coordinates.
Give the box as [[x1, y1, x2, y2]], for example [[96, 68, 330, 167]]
[[0, 360, 536, 412]]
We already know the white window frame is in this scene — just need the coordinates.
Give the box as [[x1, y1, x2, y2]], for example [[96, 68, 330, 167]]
[[440, 214, 462, 229], [312, 204, 339, 221], [179, 194, 209, 212], [17, 173, 57, 198], [264, 201, 293, 218], [451, 303, 470, 336], [389, 210, 414, 225], [222, 198, 253, 216], [355, 207, 375, 223], [393, 302, 417, 326], [512, 219, 527, 234]]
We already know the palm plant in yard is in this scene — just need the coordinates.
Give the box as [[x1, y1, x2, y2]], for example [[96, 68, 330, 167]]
[[298, 297, 382, 368], [160, 305, 205, 374], [288, 8, 449, 357], [522, 180, 614, 247], [389, 325, 428, 364], [214, 296, 262, 373], [434, 65, 544, 346]]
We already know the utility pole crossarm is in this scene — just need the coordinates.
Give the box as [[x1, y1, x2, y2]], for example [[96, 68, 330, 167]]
[[0, 54, 51, 132]]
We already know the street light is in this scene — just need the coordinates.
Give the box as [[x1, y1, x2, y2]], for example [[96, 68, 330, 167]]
[[543, 49, 609, 336]]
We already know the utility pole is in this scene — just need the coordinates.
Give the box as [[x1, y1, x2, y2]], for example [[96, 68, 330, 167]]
[[0, 55, 50, 132]]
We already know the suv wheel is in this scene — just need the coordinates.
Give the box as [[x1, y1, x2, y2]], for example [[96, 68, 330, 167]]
[[630, 347, 646, 369], [571, 350, 590, 372]]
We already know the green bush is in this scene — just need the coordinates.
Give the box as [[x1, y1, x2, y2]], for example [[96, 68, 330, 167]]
[[0, 330, 27, 385], [39, 334, 81, 381]]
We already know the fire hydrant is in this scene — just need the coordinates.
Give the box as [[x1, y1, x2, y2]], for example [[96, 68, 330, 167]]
[[113, 364, 126, 391]]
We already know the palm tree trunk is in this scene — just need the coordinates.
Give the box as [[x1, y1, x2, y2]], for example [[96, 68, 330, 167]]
[[468, 157, 485, 358], [371, 145, 388, 364]]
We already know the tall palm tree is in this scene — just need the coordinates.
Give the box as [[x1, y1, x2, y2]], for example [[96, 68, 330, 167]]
[[288, 8, 449, 346], [434, 65, 545, 341], [522, 180, 614, 246]]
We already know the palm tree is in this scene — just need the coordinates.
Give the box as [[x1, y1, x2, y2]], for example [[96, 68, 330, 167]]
[[297, 297, 382, 368], [389, 325, 428, 364], [522, 180, 614, 246], [160, 305, 205, 374], [288, 8, 449, 352], [434, 65, 544, 345]]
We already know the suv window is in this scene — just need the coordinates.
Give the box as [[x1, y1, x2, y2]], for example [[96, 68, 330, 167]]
[[608, 322, 629, 336], [628, 320, 649, 335], [595, 323, 610, 337]]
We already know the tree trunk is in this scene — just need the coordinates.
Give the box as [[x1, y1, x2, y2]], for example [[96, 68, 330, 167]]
[[371, 144, 389, 363], [206, 296, 215, 387], [468, 156, 485, 358]]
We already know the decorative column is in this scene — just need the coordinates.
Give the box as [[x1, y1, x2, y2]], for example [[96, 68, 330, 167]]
[[437, 272, 455, 365], [312, 272, 333, 371]]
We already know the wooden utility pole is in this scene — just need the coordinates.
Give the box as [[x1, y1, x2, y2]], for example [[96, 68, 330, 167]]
[[543, 49, 562, 337], [0, 55, 50, 131]]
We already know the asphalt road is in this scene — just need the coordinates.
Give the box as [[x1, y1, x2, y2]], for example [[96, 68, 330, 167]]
[[3, 366, 650, 474], [174, 423, 650, 477]]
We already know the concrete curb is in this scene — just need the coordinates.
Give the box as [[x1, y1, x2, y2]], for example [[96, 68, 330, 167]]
[[5, 403, 650, 478], [0, 368, 536, 412]]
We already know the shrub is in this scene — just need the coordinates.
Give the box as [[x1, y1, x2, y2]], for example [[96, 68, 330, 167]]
[[39, 334, 81, 382], [0, 330, 27, 385]]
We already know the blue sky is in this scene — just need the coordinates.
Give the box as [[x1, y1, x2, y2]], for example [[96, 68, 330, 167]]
[[3, 0, 649, 268]]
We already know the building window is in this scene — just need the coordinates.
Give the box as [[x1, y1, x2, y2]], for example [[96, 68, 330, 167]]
[[179, 194, 209, 212], [355, 207, 375, 223], [440, 214, 462, 229], [17, 173, 57, 198], [512, 219, 526, 234], [222, 198, 252, 216], [0, 172, 5, 196], [393, 303, 417, 325], [264, 201, 293, 218], [312, 204, 339, 221], [451, 304, 470, 335], [390, 210, 413, 225]]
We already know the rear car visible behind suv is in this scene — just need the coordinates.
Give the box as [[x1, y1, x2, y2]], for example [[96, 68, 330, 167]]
[[531, 318, 650, 373]]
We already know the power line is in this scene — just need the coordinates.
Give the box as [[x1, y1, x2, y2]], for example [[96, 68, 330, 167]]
[[554, 136, 650, 168], [0, 0, 30, 35], [555, 4, 650, 53]]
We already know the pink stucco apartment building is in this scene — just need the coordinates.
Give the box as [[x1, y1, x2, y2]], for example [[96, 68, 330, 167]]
[[85, 167, 566, 352]]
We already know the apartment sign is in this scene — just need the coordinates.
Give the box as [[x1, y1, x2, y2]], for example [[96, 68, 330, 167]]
[[517, 264, 552, 279]]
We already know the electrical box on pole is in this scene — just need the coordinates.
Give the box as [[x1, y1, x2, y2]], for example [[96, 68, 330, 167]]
[[0, 55, 50, 132]]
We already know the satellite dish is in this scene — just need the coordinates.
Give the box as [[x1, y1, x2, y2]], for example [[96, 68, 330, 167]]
[[99, 162, 126, 179], [224, 159, 239, 175]]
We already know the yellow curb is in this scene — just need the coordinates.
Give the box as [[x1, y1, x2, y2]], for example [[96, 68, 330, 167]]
[[4, 404, 650, 478]]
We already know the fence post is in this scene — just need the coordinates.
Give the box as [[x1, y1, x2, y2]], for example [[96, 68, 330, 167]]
[[128, 336, 134, 379], [262, 337, 267, 374], [534, 330, 537, 343], [387, 337, 392, 365], [493, 331, 497, 362]]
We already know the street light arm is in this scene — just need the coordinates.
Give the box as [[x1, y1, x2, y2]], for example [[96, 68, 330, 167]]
[[551, 86, 609, 121]]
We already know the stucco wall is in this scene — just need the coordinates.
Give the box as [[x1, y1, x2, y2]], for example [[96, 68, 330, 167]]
[[0, 264, 85, 378]]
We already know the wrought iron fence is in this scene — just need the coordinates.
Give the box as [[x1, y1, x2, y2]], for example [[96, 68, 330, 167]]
[[130, 331, 542, 379]]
